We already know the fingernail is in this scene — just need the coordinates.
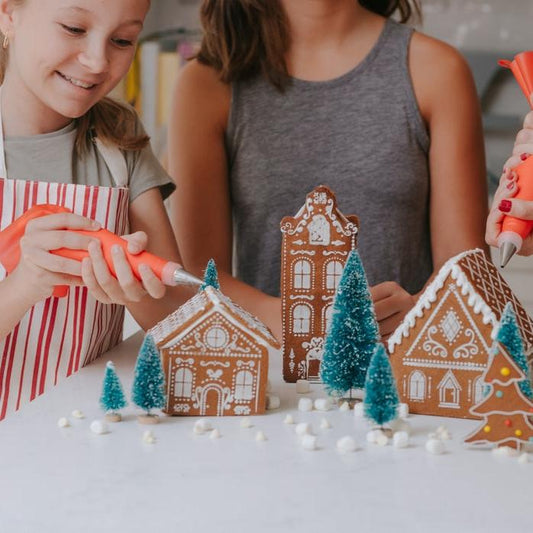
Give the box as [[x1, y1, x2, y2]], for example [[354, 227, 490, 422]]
[[521, 153, 529, 161], [505, 170, 513, 180], [506, 181, 515, 190], [499, 199, 512, 213], [112, 245, 122, 255]]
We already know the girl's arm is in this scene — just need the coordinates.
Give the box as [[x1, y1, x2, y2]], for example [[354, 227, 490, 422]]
[[373, 34, 488, 339], [168, 61, 281, 340]]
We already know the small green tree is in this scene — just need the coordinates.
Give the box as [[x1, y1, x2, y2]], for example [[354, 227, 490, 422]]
[[201, 258, 220, 291], [495, 303, 533, 400], [100, 361, 127, 415], [363, 344, 399, 427], [132, 334, 166, 414], [321, 250, 380, 397]]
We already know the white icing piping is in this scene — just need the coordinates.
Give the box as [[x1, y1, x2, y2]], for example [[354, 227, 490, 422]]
[[387, 249, 498, 353]]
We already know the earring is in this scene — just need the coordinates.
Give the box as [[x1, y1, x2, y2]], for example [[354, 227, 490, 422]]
[[2, 35, 7, 49]]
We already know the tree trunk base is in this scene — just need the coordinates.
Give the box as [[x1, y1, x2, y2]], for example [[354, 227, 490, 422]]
[[138, 414, 159, 425], [105, 412, 122, 423]]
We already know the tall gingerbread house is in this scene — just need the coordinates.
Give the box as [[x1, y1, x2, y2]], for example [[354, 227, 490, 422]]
[[149, 286, 279, 417], [389, 249, 533, 419], [280, 185, 358, 383]]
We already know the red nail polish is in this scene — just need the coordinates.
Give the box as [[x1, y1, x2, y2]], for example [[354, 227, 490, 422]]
[[505, 172, 513, 180], [499, 199, 512, 212], [506, 181, 515, 190], [520, 153, 529, 161]]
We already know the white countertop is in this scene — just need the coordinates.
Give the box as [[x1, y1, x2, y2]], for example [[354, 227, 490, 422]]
[[0, 331, 531, 533]]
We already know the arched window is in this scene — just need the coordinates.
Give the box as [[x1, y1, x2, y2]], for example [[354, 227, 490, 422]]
[[234, 370, 254, 400], [293, 304, 311, 334], [409, 371, 426, 401], [323, 305, 334, 334], [293, 259, 312, 289], [175, 367, 193, 398], [473, 376, 485, 404], [325, 260, 343, 291]]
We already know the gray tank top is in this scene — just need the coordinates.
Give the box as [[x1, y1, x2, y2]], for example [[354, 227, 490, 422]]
[[226, 19, 431, 297]]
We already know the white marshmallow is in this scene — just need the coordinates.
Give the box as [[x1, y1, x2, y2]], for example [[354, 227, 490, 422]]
[[142, 430, 156, 444], [398, 403, 409, 419], [301, 434, 318, 451], [376, 433, 389, 447], [366, 429, 383, 444], [320, 417, 332, 430], [314, 398, 332, 411], [393, 431, 409, 449], [283, 414, 295, 425], [296, 379, 310, 394], [339, 401, 350, 412], [57, 417, 70, 428], [255, 430, 267, 442], [436, 425, 452, 440], [194, 419, 213, 434], [240, 417, 253, 428], [298, 397, 313, 412], [390, 418, 411, 436], [492, 446, 519, 458], [353, 402, 365, 419], [518, 453, 529, 464], [90, 420, 108, 435], [336, 436, 358, 453], [71, 409, 85, 419], [295, 422, 313, 436], [425, 438, 445, 455], [209, 429, 221, 439], [266, 394, 280, 410]]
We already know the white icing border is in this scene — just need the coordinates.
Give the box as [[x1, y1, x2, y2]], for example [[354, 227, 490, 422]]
[[387, 249, 499, 353]]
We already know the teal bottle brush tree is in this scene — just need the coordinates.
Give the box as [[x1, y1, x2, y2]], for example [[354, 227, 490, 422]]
[[363, 344, 400, 429], [321, 250, 380, 402], [132, 334, 166, 424], [99, 361, 128, 422], [201, 258, 220, 291]]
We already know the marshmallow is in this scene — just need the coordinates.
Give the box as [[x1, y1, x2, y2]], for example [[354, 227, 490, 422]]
[[492, 446, 519, 458], [366, 429, 383, 444], [436, 425, 452, 440], [390, 418, 411, 436], [376, 433, 389, 446], [298, 397, 313, 412], [314, 398, 332, 411], [57, 417, 70, 428], [255, 431, 267, 442], [353, 403, 365, 419], [194, 419, 213, 434], [296, 379, 310, 394], [339, 401, 350, 412], [295, 422, 313, 436], [398, 403, 409, 419], [301, 434, 318, 451], [71, 409, 85, 419], [209, 429, 221, 439], [320, 417, 332, 430], [336, 436, 358, 453], [425, 438, 445, 455], [266, 394, 280, 410], [240, 417, 253, 428], [90, 420, 108, 435], [393, 431, 409, 449], [142, 430, 156, 444], [518, 453, 529, 464], [284, 414, 295, 425]]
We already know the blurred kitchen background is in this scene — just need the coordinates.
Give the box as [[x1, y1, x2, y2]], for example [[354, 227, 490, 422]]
[[121, 0, 533, 336]]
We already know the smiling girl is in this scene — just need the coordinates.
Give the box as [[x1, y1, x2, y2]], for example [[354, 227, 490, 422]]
[[0, 0, 185, 419]]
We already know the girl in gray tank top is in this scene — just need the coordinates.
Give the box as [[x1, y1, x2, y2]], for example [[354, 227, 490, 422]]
[[170, 0, 487, 339]]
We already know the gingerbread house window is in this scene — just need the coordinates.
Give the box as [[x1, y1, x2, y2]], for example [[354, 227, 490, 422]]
[[234, 370, 254, 400], [175, 367, 194, 398], [293, 259, 312, 290], [325, 260, 343, 291], [293, 304, 312, 334], [323, 304, 333, 334], [473, 375, 485, 404], [205, 325, 229, 349], [409, 371, 426, 401]]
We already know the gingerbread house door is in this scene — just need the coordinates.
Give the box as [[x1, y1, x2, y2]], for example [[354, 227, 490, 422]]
[[200, 384, 225, 416], [437, 370, 461, 409]]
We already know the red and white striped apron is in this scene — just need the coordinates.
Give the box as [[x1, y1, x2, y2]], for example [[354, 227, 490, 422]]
[[0, 117, 130, 420]]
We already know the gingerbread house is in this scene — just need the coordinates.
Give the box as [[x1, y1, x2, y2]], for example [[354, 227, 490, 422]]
[[149, 286, 279, 416], [388, 249, 533, 419], [280, 185, 358, 383]]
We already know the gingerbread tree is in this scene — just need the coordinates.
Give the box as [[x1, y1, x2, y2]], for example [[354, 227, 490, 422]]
[[321, 250, 380, 397], [464, 306, 533, 450]]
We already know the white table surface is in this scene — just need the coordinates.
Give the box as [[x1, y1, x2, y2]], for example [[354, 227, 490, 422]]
[[0, 331, 531, 533]]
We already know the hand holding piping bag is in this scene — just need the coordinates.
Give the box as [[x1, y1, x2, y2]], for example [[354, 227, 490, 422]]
[[494, 52, 533, 266], [0, 205, 202, 302]]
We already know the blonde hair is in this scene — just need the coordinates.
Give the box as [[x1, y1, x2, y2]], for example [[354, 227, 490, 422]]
[[0, 4, 148, 154]]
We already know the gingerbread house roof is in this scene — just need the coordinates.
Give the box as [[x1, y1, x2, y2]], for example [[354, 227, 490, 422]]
[[149, 286, 280, 351], [280, 185, 358, 239], [388, 248, 533, 355]]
